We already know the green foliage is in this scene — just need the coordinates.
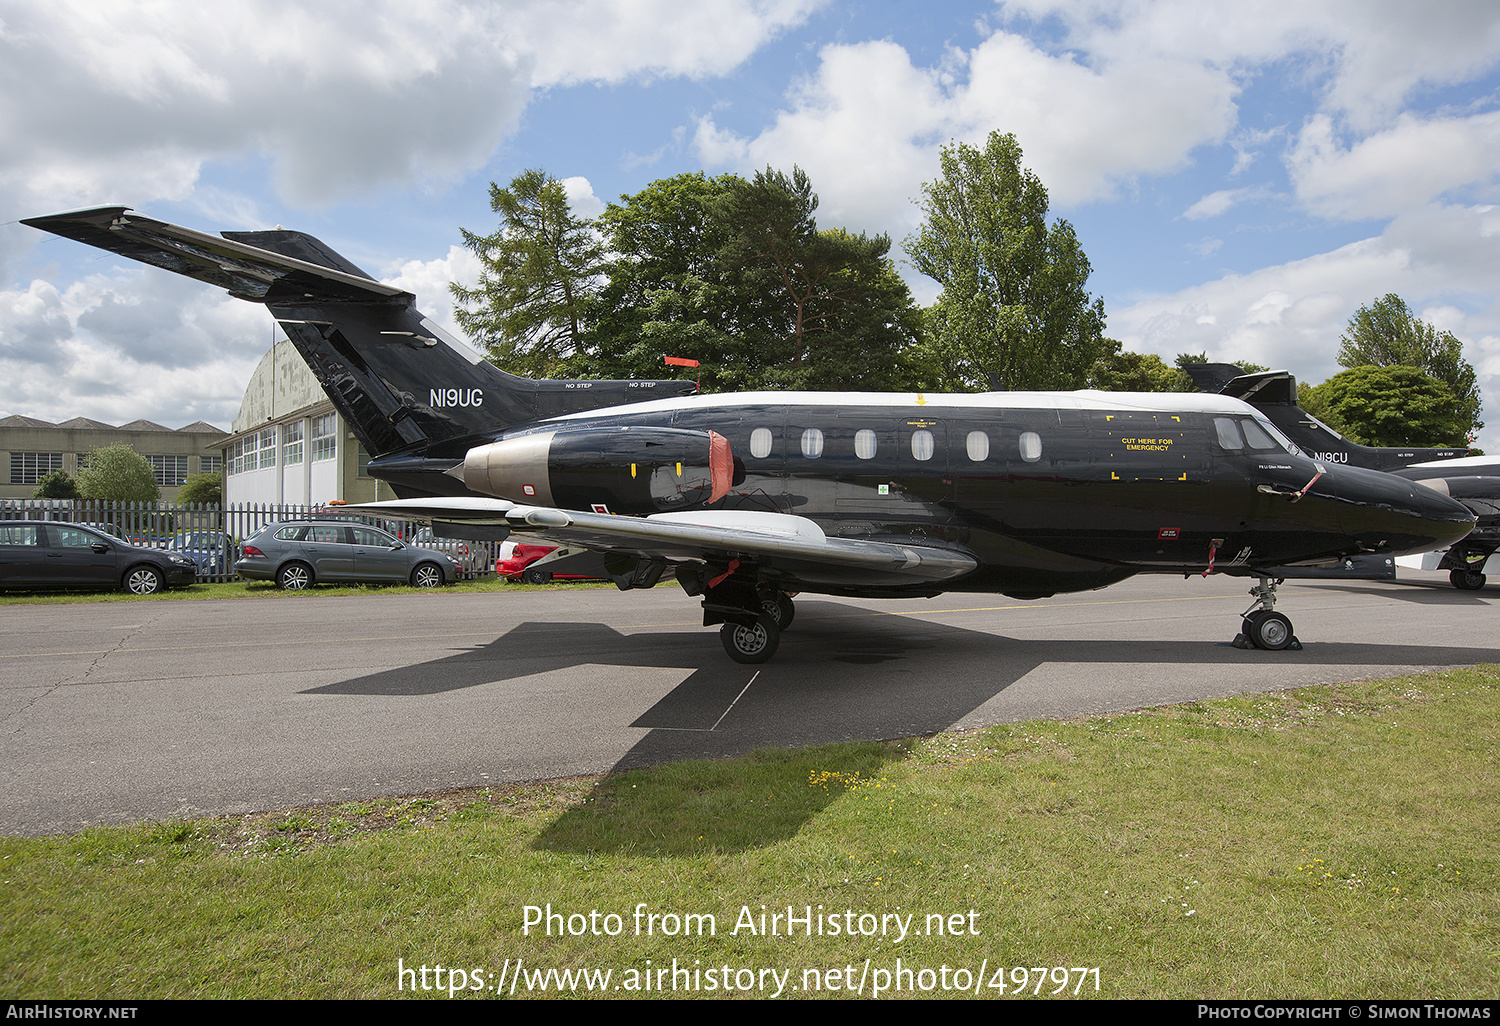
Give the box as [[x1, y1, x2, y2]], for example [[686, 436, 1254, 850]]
[[1338, 294, 1482, 440], [1305, 365, 1469, 447], [31, 470, 81, 500], [77, 445, 159, 503], [176, 472, 223, 506], [1089, 347, 1196, 392], [904, 131, 1110, 391], [451, 169, 605, 377], [578, 169, 925, 392]]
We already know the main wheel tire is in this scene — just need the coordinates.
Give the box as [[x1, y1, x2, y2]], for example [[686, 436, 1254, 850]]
[[521, 567, 553, 584], [124, 565, 163, 595], [761, 592, 795, 631], [410, 562, 445, 588], [277, 562, 314, 591], [1450, 567, 1487, 590], [720, 614, 780, 664], [1245, 610, 1293, 651]]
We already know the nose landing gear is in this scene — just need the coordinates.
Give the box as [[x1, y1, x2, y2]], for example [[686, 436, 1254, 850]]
[[1232, 577, 1302, 651]]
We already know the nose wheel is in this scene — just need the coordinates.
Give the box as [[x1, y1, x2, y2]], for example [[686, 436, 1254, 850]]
[[1232, 577, 1302, 650]]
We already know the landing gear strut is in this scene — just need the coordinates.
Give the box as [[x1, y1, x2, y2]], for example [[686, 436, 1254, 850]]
[[1232, 577, 1301, 651]]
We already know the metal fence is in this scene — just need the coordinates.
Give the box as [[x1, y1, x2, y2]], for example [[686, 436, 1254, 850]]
[[0, 499, 501, 583]]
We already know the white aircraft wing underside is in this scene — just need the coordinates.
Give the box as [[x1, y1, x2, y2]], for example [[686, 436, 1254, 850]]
[[347, 497, 978, 586]]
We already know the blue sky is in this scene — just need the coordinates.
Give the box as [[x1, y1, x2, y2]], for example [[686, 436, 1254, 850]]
[[3, 0, 1499, 449]]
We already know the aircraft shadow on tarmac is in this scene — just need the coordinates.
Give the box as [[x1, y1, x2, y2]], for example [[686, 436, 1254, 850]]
[[306, 600, 1500, 779]]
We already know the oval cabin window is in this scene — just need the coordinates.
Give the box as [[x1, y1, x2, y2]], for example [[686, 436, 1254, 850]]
[[750, 428, 773, 458], [966, 430, 989, 462], [1019, 431, 1042, 462]]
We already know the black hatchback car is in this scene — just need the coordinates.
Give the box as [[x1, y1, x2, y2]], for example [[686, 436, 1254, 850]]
[[0, 521, 198, 594]]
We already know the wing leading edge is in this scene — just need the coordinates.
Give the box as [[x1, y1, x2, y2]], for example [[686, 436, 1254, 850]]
[[347, 498, 978, 589]]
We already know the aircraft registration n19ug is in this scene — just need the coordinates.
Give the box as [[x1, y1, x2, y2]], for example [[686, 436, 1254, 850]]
[[23, 208, 1477, 662]]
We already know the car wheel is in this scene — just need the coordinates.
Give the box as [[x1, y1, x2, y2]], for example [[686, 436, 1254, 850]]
[[123, 565, 164, 595], [410, 562, 445, 588], [521, 567, 553, 584], [277, 562, 314, 591], [720, 614, 780, 664], [1450, 567, 1486, 590]]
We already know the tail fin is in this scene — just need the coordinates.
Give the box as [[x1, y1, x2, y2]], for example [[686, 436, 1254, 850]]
[[1179, 363, 1468, 469], [22, 207, 695, 461]]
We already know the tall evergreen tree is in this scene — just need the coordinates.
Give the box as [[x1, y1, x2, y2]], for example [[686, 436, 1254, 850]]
[[451, 169, 604, 377]]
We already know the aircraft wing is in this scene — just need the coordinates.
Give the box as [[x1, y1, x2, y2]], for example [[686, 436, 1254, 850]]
[[347, 498, 979, 588]]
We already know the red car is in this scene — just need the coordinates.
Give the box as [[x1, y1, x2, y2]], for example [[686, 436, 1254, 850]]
[[496, 542, 603, 584]]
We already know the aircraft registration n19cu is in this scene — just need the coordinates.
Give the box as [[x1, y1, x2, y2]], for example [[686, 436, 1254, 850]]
[[23, 208, 1478, 661]]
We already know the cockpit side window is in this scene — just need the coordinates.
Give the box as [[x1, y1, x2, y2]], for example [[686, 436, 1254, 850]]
[[1214, 418, 1243, 450], [1239, 419, 1278, 451]]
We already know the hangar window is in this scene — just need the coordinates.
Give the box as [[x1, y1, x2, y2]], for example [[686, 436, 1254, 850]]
[[749, 428, 773, 458], [966, 430, 989, 462], [1019, 431, 1042, 462], [800, 428, 824, 458], [911, 429, 935, 461], [855, 429, 877, 460]]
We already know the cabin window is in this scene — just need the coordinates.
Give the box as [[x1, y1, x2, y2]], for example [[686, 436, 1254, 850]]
[[855, 429, 877, 460], [965, 430, 989, 462], [801, 428, 824, 459], [1019, 431, 1042, 462], [750, 428, 773, 458], [1214, 418, 1243, 450], [911, 429, 935, 461]]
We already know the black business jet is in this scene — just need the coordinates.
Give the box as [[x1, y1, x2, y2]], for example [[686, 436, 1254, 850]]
[[23, 208, 1477, 660], [1185, 364, 1498, 591]]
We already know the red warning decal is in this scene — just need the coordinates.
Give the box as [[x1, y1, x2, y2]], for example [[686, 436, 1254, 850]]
[[1158, 527, 1180, 539]]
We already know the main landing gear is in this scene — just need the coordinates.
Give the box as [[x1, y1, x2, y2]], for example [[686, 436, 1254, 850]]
[[1232, 576, 1302, 651], [701, 572, 797, 664]]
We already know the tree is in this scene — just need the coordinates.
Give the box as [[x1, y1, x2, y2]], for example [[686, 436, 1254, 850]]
[[176, 472, 223, 506], [31, 470, 81, 500], [582, 169, 926, 392], [451, 169, 605, 377], [1303, 365, 1468, 447], [77, 445, 159, 503], [1088, 347, 1196, 392], [905, 131, 1110, 391], [1338, 294, 1482, 439]]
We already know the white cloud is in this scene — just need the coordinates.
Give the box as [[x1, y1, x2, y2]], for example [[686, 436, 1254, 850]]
[[692, 30, 1238, 234], [1288, 112, 1500, 221], [380, 245, 485, 340], [1111, 202, 1500, 450], [560, 177, 605, 220], [0, 0, 822, 214]]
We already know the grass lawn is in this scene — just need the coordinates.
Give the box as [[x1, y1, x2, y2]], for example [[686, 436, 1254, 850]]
[[2, 666, 1495, 999]]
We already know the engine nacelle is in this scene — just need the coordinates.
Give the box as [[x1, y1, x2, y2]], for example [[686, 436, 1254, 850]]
[[458, 427, 735, 513]]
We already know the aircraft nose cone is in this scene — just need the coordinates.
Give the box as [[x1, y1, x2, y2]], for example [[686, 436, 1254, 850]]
[[1324, 465, 1476, 554]]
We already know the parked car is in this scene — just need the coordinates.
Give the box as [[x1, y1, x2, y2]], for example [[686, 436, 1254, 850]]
[[165, 530, 240, 576], [496, 542, 606, 584], [410, 527, 487, 578], [234, 520, 461, 589], [0, 521, 197, 594]]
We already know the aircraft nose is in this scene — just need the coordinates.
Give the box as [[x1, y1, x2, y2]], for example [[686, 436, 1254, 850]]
[[1321, 464, 1476, 554]]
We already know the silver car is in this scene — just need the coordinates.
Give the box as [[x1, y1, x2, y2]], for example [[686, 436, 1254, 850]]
[[234, 520, 460, 589], [410, 526, 488, 578]]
